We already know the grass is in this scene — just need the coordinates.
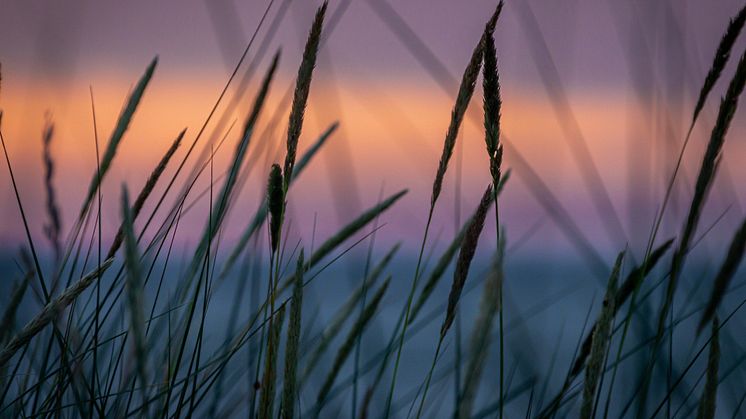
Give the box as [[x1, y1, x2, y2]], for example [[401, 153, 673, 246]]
[[1, 1, 746, 418]]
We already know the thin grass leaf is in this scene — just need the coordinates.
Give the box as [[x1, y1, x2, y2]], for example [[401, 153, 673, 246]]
[[658, 45, 746, 352], [0, 270, 32, 344], [106, 129, 185, 259], [301, 244, 399, 384], [441, 185, 493, 338], [181, 52, 280, 296], [80, 57, 157, 220], [569, 239, 674, 379], [410, 177, 503, 323], [385, 9, 506, 413], [699, 218, 746, 332], [121, 186, 149, 402], [281, 250, 304, 419], [416, 185, 493, 418], [0, 259, 113, 368], [210, 50, 280, 241], [219, 122, 338, 279], [284, 1, 327, 189], [41, 118, 62, 261], [580, 251, 624, 419], [431, 13, 495, 208], [696, 317, 720, 419], [691, 4, 746, 128], [259, 305, 286, 419], [316, 278, 390, 410], [285, 189, 407, 288], [458, 237, 505, 419]]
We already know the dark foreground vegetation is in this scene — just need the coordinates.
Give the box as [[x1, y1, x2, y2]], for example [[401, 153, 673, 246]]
[[1, 1, 746, 418]]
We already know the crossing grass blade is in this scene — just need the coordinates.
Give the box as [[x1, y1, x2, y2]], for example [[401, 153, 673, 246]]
[[79, 57, 158, 221], [696, 317, 720, 419], [121, 186, 150, 407], [0, 260, 113, 368], [107, 129, 185, 259], [316, 278, 390, 414], [580, 252, 623, 419], [281, 250, 304, 419], [698, 218, 746, 332]]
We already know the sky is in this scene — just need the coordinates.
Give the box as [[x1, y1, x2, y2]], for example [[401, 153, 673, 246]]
[[0, 0, 745, 270]]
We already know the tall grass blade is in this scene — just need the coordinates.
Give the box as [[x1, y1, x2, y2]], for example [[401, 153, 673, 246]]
[[181, 51, 280, 296], [301, 244, 398, 384], [417, 185, 492, 418], [41, 119, 62, 262], [219, 122, 338, 279], [570, 239, 674, 379], [0, 271, 32, 344], [655, 46, 746, 368], [691, 4, 746, 129], [482, 25, 503, 188], [387, 6, 503, 413], [284, 1, 327, 189], [458, 237, 504, 419], [0, 259, 113, 368], [696, 317, 720, 419], [107, 129, 185, 259], [258, 305, 286, 419], [316, 278, 390, 413], [410, 174, 506, 323], [281, 250, 304, 419], [580, 251, 623, 419], [441, 185, 493, 338], [698, 218, 746, 332], [121, 186, 150, 405], [80, 57, 157, 220]]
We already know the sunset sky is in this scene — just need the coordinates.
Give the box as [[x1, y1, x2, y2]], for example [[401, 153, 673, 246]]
[[1, 0, 744, 268]]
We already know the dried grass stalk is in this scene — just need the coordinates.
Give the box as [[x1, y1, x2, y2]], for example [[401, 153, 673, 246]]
[[570, 239, 673, 378], [107, 129, 185, 259], [660, 46, 746, 341], [121, 186, 149, 395], [282, 250, 305, 419], [441, 185, 493, 338], [430, 1, 503, 207], [691, 4, 746, 128], [458, 238, 504, 419], [80, 57, 158, 220], [284, 1, 327, 189], [41, 118, 62, 261], [0, 259, 113, 368], [317, 278, 390, 409], [301, 244, 398, 384], [410, 184, 499, 324], [482, 27, 503, 187], [580, 252, 624, 419], [268, 164, 284, 253], [0, 270, 32, 344], [699, 218, 746, 332], [219, 122, 338, 279], [259, 305, 286, 419]]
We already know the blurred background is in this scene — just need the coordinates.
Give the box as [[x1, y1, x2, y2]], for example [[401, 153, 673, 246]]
[[1, 0, 745, 416], [1, 0, 744, 260]]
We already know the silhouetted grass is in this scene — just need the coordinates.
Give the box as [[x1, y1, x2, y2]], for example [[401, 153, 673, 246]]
[[0, 2, 745, 418]]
